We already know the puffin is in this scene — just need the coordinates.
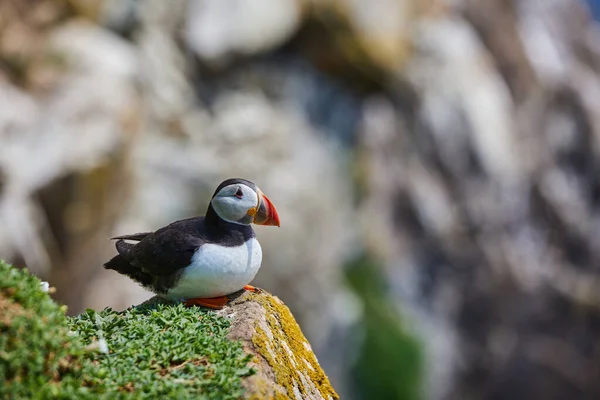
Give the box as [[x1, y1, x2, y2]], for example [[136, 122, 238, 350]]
[[103, 178, 280, 309]]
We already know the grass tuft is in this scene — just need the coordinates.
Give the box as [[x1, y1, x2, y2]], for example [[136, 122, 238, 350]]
[[70, 304, 254, 399]]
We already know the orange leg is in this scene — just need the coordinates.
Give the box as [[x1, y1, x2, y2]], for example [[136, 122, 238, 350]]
[[183, 296, 229, 309], [243, 285, 263, 293]]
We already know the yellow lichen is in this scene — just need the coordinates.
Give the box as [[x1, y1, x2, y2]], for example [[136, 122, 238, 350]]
[[250, 293, 339, 400], [246, 374, 273, 400]]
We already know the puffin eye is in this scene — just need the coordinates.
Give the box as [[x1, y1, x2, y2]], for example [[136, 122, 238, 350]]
[[234, 188, 244, 198]]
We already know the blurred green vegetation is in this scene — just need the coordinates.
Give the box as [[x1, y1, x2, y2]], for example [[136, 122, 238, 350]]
[[0, 261, 253, 399], [346, 254, 423, 400]]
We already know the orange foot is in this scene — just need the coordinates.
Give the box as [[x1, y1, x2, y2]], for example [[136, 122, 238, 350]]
[[243, 285, 263, 293], [183, 296, 229, 309]]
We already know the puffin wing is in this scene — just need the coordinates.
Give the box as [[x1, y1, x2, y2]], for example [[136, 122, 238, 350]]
[[130, 230, 204, 277], [126, 217, 208, 278]]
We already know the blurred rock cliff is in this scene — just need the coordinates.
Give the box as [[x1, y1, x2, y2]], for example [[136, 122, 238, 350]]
[[2, 0, 600, 399]]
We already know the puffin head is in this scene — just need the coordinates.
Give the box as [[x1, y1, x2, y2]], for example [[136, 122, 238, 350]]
[[210, 178, 280, 227]]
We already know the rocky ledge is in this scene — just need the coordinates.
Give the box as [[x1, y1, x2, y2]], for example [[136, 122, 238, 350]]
[[0, 260, 338, 399]]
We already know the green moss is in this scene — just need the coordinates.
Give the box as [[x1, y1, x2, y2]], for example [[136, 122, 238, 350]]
[[0, 261, 254, 399], [70, 304, 254, 399], [250, 293, 339, 400], [346, 254, 423, 400], [0, 260, 89, 399]]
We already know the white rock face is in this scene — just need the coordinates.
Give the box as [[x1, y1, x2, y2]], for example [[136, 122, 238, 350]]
[[408, 17, 520, 185], [0, 21, 139, 277], [184, 0, 302, 65]]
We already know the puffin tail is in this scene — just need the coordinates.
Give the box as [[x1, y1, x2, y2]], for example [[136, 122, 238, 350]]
[[103, 253, 134, 272], [103, 240, 154, 287], [103, 239, 136, 273]]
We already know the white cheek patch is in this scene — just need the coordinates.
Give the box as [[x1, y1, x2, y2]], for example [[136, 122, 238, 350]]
[[211, 199, 242, 223], [211, 187, 258, 223]]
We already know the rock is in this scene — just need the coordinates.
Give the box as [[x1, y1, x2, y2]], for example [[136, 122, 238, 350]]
[[358, 1, 600, 398], [0, 19, 139, 281], [322, 0, 413, 71], [229, 292, 339, 399], [184, 0, 302, 67]]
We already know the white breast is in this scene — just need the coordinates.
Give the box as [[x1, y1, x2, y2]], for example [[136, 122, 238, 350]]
[[166, 238, 262, 299]]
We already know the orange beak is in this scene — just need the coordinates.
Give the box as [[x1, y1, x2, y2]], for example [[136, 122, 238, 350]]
[[253, 190, 280, 227]]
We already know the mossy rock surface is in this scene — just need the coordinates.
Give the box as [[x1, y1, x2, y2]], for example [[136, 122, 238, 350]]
[[0, 261, 338, 399], [221, 293, 339, 400]]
